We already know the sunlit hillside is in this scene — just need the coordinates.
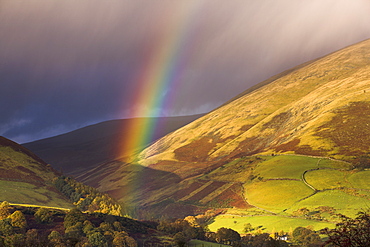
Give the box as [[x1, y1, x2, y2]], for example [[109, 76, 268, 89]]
[[0, 136, 72, 209], [78, 39, 370, 228]]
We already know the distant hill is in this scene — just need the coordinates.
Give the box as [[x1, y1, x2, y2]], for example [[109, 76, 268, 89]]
[[24, 114, 204, 176], [76, 38, 370, 223], [0, 136, 72, 209]]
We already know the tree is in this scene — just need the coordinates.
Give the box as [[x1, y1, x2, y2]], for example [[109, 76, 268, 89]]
[[112, 231, 127, 247], [4, 233, 26, 247], [216, 227, 241, 244], [65, 222, 84, 246], [0, 201, 11, 220], [125, 236, 137, 247], [0, 218, 13, 236], [83, 220, 94, 235], [173, 232, 187, 247], [48, 231, 66, 247], [64, 208, 86, 228], [34, 208, 53, 223], [242, 233, 289, 247], [9, 210, 27, 230], [113, 221, 125, 232], [324, 211, 370, 246], [244, 223, 254, 233], [88, 232, 108, 247], [292, 226, 321, 246], [25, 229, 41, 247]]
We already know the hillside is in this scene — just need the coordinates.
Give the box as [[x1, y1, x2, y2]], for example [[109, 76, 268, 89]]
[[24, 114, 203, 176], [78, 39, 370, 225], [0, 136, 72, 209]]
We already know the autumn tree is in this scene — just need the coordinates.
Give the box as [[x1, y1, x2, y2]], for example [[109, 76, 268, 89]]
[[9, 210, 27, 230], [0, 201, 11, 220], [125, 236, 138, 247], [292, 226, 322, 246], [64, 208, 86, 228], [83, 220, 95, 235], [4, 233, 26, 246], [0, 218, 13, 236], [324, 211, 370, 246], [88, 231, 108, 247], [65, 221, 84, 246], [216, 227, 241, 244], [48, 230, 66, 247], [25, 229, 42, 247], [34, 208, 53, 224]]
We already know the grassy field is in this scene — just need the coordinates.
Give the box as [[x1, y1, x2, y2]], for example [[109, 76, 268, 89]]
[[0, 139, 74, 210], [208, 155, 370, 234], [253, 155, 320, 179], [348, 170, 370, 189], [0, 180, 73, 209], [188, 239, 230, 247], [245, 180, 313, 212], [286, 190, 370, 218], [208, 214, 334, 234], [305, 169, 351, 190]]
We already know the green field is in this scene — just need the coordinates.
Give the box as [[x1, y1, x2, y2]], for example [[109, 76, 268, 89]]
[[253, 155, 320, 179], [188, 239, 230, 247], [208, 214, 334, 234], [208, 155, 369, 234], [0, 180, 73, 209], [305, 169, 350, 190], [245, 180, 313, 212], [348, 170, 370, 189], [286, 190, 370, 218]]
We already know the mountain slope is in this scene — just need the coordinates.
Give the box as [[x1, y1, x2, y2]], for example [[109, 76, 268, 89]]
[[0, 136, 72, 209], [24, 114, 204, 176], [79, 39, 370, 219]]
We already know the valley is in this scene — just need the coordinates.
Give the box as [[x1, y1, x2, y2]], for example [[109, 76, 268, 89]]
[[2, 38, 370, 246]]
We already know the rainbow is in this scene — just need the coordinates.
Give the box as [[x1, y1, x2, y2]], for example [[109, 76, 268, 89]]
[[118, 2, 203, 160]]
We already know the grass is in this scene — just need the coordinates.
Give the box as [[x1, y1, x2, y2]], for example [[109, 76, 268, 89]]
[[188, 239, 230, 246], [201, 157, 262, 182], [206, 155, 370, 234], [253, 155, 320, 179], [348, 170, 370, 189], [0, 180, 73, 209], [286, 190, 370, 218], [245, 180, 313, 212], [305, 169, 351, 190], [208, 214, 334, 234], [0, 142, 74, 210]]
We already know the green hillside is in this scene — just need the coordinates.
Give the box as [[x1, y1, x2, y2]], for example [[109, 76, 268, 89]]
[[0, 137, 72, 209]]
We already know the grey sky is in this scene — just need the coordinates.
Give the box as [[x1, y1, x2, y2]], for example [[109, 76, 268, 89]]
[[1, 0, 370, 143]]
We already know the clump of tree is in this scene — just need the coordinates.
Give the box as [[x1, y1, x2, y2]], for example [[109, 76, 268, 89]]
[[54, 176, 123, 216], [215, 227, 241, 245], [34, 208, 53, 224], [241, 233, 289, 247], [0, 202, 142, 246], [157, 218, 206, 245], [292, 226, 322, 246], [323, 211, 370, 246], [184, 209, 223, 228]]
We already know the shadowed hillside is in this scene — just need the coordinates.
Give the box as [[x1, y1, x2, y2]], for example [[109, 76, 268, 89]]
[[76, 39, 370, 221], [24, 114, 204, 176]]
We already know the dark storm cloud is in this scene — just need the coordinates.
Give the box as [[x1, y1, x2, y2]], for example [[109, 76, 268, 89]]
[[1, 0, 370, 143]]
